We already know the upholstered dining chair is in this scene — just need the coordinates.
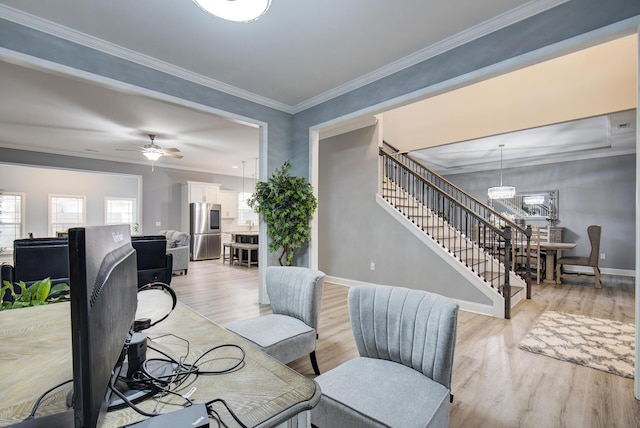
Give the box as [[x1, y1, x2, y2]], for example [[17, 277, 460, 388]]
[[226, 266, 325, 375], [311, 284, 459, 428], [556, 225, 602, 288]]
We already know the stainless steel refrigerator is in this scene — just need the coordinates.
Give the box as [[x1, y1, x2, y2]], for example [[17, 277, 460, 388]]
[[190, 202, 221, 260]]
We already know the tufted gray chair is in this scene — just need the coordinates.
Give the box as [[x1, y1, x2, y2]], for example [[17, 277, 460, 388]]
[[311, 284, 459, 428], [226, 266, 325, 374]]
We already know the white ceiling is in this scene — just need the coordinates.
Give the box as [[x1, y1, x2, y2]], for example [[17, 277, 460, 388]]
[[0, 60, 260, 175], [0, 0, 544, 110], [1, 0, 634, 176]]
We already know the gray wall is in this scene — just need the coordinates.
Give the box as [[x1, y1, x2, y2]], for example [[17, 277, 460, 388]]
[[319, 125, 491, 304], [0, 147, 252, 236], [446, 154, 636, 271], [291, 0, 640, 269], [2, 0, 640, 270]]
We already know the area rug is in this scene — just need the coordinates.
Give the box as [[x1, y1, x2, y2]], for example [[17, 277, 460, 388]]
[[518, 311, 635, 379]]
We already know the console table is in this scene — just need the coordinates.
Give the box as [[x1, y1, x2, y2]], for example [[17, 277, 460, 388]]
[[0, 299, 320, 427]]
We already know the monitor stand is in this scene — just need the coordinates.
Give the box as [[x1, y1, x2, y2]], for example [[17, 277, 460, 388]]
[[108, 360, 174, 410]]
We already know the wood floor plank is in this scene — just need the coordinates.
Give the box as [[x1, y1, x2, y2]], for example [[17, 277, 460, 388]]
[[170, 260, 640, 427]]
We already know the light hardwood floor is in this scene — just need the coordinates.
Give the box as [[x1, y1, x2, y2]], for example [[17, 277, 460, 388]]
[[171, 260, 640, 427]]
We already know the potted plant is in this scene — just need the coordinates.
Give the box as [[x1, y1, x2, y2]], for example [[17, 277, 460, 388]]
[[1, 277, 70, 310], [248, 160, 317, 266]]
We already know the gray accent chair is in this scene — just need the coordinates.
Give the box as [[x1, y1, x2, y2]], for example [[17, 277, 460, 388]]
[[556, 224, 602, 288], [159, 230, 190, 275], [226, 266, 326, 375], [311, 284, 459, 428]]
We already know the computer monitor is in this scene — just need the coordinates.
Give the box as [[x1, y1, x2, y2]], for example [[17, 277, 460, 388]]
[[67, 225, 138, 428]]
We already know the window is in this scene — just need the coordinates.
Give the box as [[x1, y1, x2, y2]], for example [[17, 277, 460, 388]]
[[105, 197, 137, 234], [0, 192, 24, 251], [49, 195, 86, 236], [238, 192, 259, 226]]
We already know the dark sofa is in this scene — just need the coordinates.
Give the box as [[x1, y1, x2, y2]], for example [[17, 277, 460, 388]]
[[1, 237, 70, 302], [1, 235, 172, 299], [131, 235, 173, 287]]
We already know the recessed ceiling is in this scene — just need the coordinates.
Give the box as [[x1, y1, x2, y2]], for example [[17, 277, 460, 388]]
[[383, 35, 637, 173], [409, 109, 637, 175]]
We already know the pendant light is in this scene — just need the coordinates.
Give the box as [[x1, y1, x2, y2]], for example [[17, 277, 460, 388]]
[[487, 144, 516, 199]]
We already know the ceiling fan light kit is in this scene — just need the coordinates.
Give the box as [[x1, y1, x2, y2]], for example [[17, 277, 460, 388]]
[[124, 134, 184, 170], [143, 151, 162, 161], [193, 0, 272, 22]]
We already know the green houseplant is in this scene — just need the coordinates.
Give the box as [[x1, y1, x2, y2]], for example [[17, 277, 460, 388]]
[[248, 160, 317, 266], [1, 277, 69, 310]]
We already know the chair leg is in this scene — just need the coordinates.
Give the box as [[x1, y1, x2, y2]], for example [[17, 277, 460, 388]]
[[555, 262, 562, 285], [594, 266, 602, 289], [310, 351, 320, 375]]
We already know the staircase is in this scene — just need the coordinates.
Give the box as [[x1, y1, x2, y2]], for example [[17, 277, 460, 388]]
[[379, 146, 531, 319]]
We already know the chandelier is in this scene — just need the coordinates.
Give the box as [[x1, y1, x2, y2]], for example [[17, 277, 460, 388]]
[[193, 0, 272, 22], [487, 144, 516, 200]]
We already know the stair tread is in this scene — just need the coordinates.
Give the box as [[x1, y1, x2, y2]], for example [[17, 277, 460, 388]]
[[382, 171, 530, 319]]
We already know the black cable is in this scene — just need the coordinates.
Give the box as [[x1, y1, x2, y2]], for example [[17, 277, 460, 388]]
[[108, 383, 157, 418], [136, 282, 177, 328], [208, 407, 227, 428], [192, 344, 246, 375], [206, 398, 248, 428], [113, 333, 247, 426], [23, 378, 73, 421]]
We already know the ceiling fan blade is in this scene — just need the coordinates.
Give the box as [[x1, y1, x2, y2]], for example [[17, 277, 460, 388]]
[[164, 153, 183, 159], [162, 147, 180, 153]]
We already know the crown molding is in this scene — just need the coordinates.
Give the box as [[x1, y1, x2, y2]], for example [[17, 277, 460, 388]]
[[291, 0, 569, 113], [0, 1, 568, 115], [0, 4, 294, 113]]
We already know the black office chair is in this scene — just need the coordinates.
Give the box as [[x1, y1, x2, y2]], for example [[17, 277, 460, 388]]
[[556, 225, 601, 288], [131, 236, 173, 288]]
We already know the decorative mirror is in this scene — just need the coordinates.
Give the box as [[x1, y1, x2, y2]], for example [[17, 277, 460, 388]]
[[491, 190, 559, 221]]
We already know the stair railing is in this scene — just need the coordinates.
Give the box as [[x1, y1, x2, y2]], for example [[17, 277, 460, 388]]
[[380, 147, 531, 319]]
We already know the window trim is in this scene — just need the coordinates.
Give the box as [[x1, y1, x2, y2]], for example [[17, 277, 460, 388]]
[[0, 191, 25, 253], [104, 196, 138, 234], [48, 194, 86, 236]]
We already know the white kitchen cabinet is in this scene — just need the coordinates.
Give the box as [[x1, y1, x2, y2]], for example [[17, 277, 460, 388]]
[[180, 181, 222, 232], [219, 190, 239, 219], [187, 182, 220, 204]]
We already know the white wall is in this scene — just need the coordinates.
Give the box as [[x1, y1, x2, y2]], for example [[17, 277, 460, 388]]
[[0, 163, 140, 238]]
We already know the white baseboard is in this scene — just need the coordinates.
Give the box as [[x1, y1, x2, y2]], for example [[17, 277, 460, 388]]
[[324, 275, 504, 318], [325, 275, 365, 288]]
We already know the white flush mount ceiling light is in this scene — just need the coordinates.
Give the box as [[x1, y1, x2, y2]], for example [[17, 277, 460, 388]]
[[193, 0, 272, 22], [487, 144, 516, 200]]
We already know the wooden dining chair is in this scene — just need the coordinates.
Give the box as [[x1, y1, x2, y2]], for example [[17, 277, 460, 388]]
[[556, 225, 602, 288], [512, 225, 543, 284], [538, 225, 551, 243]]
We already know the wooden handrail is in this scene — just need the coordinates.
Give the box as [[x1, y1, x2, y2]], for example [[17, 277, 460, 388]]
[[379, 147, 531, 318]]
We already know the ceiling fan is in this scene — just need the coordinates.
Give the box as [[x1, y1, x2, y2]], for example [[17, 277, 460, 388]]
[[137, 134, 183, 161]]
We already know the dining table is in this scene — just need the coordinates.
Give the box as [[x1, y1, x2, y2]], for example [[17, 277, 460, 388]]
[[539, 241, 576, 284]]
